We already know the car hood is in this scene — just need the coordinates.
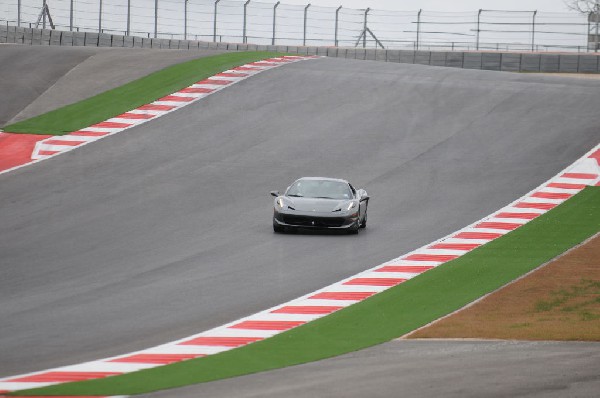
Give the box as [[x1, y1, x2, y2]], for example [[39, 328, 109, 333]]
[[286, 197, 349, 212]]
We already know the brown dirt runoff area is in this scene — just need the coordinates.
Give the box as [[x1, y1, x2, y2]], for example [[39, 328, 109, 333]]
[[407, 233, 600, 341]]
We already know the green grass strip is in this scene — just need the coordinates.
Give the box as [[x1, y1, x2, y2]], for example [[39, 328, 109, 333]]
[[4, 52, 286, 136], [14, 187, 600, 396]]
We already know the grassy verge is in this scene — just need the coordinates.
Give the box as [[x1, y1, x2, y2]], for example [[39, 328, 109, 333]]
[[14, 187, 600, 396], [409, 233, 600, 340], [4, 52, 286, 136]]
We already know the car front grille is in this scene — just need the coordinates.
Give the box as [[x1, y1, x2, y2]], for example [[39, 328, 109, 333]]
[[282, 214, 346, 228]]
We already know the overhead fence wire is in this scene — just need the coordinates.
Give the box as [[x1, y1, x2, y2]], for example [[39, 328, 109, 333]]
[[1, 0, 598, 52]]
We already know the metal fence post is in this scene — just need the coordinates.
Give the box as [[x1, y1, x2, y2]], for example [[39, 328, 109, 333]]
[[588, 0, 600, 52], [531, 10, 537, 52], [243, 0, 250, 43], [42, 0, 47, 29], [416, 9, 422, 50], [99, 0, 103, 33], [184, 0, 188, 40], [363, 7, 370, 48], [154, 0, 158, 38], [17, 0, 21, 27], [588, 11, 593, 52], [213, 0, 221, 42], [127, 0, 131, 36], [272, 1, 280, 45], [303, 3, 310, 46], [334, 5, 341, 47], [476, 9, 482, 50], [70, 0, 74, 31]]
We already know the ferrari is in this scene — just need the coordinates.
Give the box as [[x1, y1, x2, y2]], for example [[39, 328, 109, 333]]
[[271, 177, 369, 234]]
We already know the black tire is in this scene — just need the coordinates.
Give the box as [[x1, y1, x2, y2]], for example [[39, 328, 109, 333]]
[[273, 224, 285, 233], [360, 209, 367, 229]]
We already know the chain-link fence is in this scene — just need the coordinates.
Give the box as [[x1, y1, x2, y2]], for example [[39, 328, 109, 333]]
[[1, 0, 599, 52]]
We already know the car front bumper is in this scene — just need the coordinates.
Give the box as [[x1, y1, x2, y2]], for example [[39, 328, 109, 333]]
[[273, 209, 359, 230]]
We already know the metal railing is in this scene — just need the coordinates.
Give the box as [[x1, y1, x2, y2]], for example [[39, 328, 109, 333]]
[[1, 0, 598, 52]]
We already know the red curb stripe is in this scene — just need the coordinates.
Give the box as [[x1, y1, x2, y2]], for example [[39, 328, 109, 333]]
[[110, 353, 204, 364], [263, 58, 290, 63], [404, 254, 459, 262], [233, 66, 261, 71], [531, 191, 573, 200], [514, 202, 557, 210], [43, 139, 86, 146], [216, 72, 249, 77], [561, 172, 597, 179], [38, 150, 60, 156], [195, 79, 232, 85], [138, 104, 176, 111], [248, 62, 277, 67], [375, 265, 435, 273], [429, 243, 481, 250], [179, 87, 214, 94], [229, 320, 305, 331], [0, 133, 52, 172], [158, 95, 194, 102], [271, 306, 343, 314], [92, 121, 132, 128], [309, 291, 375, 301], [547, 182, 587, 190], [178, 337, 263, 347], [343, 278, 406, 286], [495, 212, 540, 220], [588, 149, 600, 166], [116, 112, 156, 120], [475, 222, 521, 231], [453, 232, 503, 240], [7, 371, 120, 383], [69, 130, 111, 137]]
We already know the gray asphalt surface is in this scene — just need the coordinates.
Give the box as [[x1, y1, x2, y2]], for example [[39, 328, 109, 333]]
[[140, 340, 600, 398], [1, 51, 599, 391], [0, 44, 223, 126]]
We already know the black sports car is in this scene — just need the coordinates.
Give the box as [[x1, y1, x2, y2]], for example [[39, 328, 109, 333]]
[[271, 177, 369, 234]]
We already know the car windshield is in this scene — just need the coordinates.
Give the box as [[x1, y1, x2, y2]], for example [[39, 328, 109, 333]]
[[286, 180, 353, 200]]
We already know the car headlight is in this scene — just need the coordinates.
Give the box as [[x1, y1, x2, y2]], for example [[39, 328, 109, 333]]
[[276, 198, 295, 210], [346, 202, 356, 211]]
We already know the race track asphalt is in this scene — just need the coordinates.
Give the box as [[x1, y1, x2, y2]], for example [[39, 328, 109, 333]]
[[1, 51, 599, 389], [0, 45, 223, 127], [140, 340, 600, 398]]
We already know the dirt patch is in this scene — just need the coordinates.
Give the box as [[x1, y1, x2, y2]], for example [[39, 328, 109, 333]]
[[407, 233, 600, 341]]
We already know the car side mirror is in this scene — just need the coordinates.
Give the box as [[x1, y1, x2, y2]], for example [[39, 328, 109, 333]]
[[270, 191, 280, 197], [357, 189, 369, 202]]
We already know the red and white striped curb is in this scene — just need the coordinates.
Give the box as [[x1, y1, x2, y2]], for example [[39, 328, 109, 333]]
[[1, 144, 598, 395], [0, 56, 318, 176]]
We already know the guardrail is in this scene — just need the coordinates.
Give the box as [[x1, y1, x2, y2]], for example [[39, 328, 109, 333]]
[[1, 24, 599, 74]]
